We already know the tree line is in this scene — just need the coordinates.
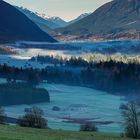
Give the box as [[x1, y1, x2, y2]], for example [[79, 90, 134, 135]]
[[1, 58, 140, 95]]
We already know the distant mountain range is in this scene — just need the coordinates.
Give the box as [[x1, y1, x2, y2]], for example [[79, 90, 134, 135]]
[[0, 0, 56, 43], [47, 16, 69, 27], [37, 12, 91, 28], [15, 7, 59, 33], [56, 0, 140, 40], [69, 13, 91, 25], [16, 6, 91, 32], [3, 0, 139, 42]]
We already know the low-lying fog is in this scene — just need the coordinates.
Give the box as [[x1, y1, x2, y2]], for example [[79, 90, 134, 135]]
[[5, 83, 125, 133]]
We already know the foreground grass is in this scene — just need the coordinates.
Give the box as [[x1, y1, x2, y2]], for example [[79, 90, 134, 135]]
[[0, 125, 136, 140]]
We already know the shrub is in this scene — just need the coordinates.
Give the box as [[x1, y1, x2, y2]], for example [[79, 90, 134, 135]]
[[80, 122, 98, 132], [18, 106, 47, 129]]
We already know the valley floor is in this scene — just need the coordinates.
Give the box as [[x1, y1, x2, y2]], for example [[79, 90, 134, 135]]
[[0, 125, 136, 140]]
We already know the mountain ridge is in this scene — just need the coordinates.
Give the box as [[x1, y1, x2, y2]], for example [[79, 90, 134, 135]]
[[17, 6, 91, 29], [0, 0, 56, 43], [47, 16, 69, 27], [69, 13, 91, 25], [55, 0, 140, 40], [16, 7, 59, 31]]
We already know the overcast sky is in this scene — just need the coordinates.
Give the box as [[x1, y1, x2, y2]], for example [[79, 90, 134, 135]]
[[4, 0, 112, 21]]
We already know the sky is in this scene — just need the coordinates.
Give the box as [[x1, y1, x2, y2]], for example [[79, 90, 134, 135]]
[[4, 0, 112, 21]]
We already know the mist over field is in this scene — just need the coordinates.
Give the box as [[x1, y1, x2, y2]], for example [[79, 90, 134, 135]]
[[0, 0, 140, 140]]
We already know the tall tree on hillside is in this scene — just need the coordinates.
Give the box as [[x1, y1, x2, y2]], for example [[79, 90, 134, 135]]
[[121, 102, 140, 138]]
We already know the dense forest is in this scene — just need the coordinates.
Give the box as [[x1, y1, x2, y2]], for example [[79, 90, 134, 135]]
[[1, 56, 140, 100], [0, 83, 50, 106]]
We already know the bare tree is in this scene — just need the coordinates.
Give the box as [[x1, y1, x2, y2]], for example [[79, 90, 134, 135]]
[[121, 102, 140, 138]]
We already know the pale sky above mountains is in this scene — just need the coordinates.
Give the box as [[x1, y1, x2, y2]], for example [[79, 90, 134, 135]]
[[4, 0, 111, 21]]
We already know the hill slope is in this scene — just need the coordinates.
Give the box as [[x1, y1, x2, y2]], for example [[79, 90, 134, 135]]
[[0, 125, 135, 140], [56, 0, 140, 40], [0, 1, 56, 43]]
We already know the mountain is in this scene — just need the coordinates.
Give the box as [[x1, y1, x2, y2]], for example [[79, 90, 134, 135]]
[[16, 7, 60, 31], [56, 0, 140, 40], [69, 13, 91, 25], [47, 13, 91, 28], [47, 16, 69, 27], [16, 7, 91, 30], [0, 0, 56, 43], [37, 13, 91, 28]]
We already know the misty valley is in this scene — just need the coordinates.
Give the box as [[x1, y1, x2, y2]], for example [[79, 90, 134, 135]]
[[0, 41, 139, 133], [1, 0, 140, 140]]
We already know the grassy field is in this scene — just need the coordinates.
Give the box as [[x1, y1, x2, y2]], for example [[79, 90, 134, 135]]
[[0, 125, 137, 140]]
